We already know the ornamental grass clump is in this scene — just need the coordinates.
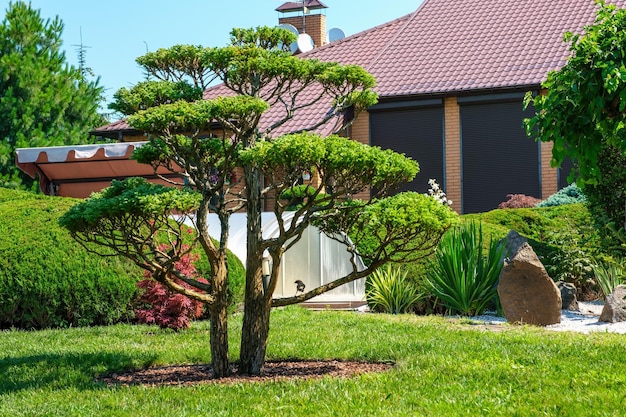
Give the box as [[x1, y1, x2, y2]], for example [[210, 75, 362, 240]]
[[593, 260, 626, 299], [366, 264, 422, 314], [426, 221, 505, 316]]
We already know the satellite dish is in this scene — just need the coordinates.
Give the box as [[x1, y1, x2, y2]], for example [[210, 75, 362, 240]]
[[326, 27, 346, 43], [296, 33, 315, 53], [278, 23, 299, 36], [277, 23, 299, 53]]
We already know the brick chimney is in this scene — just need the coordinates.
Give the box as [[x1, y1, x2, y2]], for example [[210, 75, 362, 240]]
[[276, 1, 328, 48]]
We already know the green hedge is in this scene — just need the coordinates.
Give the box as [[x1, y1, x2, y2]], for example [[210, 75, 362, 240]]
[[0, 188, 142, 329], [0, 188, 247, 329], [461, 203, 604, 297], [399, 203, 607, 309]]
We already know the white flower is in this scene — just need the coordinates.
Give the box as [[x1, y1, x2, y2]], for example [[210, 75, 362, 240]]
[[425, 179, 452, 206]]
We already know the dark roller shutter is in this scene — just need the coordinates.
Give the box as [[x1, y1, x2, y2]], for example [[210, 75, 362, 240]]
[[460, 98, 540, 213], [370, 105, 444, 194], [558, 157, 575, 190]]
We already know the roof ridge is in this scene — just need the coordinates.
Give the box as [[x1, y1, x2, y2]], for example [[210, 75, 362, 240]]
[[363, 0, 427, 71]]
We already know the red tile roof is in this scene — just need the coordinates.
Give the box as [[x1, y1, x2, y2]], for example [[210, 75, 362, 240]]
[[94, 0, 624, 135], [90, 118, 142, 138], [200, 79, 348, 137], [309, 0, 626, 97]]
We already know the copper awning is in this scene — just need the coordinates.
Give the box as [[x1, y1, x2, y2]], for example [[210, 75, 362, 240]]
[[16, 142, 181, 198]]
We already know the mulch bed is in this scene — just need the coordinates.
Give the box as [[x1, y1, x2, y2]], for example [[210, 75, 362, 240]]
[[100, 360, 393, 387]]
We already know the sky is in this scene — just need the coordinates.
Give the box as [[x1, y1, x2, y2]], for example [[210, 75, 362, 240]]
[[0, 1, 423, 113]]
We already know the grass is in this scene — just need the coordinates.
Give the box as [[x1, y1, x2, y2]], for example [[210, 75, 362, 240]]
[[2, 307, 626, 416]]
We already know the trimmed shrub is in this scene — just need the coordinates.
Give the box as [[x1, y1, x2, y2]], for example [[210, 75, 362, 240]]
[[223, 250, 246, 312], [426, 222, 506, 316], [0, 188, 247, 330], [0, 188, 141, 329], [536, 184, 586, 207], [498, 194, 542, 209], [366, 265, 422, 314]]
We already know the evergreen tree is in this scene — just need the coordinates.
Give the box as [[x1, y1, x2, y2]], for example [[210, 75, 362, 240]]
[[0, 1, 105, 190]]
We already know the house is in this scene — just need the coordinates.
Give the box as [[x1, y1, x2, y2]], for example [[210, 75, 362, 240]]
[[16, 0, 624, 212]]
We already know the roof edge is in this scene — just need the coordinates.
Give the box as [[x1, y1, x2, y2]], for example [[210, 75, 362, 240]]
[[376, 84, 543, 102]]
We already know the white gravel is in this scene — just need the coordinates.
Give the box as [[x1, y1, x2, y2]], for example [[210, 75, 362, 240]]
[[470, 301, 626, 334]]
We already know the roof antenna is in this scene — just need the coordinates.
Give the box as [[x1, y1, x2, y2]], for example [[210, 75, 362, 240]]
[[141, 41, 151, 81]]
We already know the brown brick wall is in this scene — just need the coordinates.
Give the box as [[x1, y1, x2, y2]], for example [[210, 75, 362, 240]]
[[350, 112, 372, 201], [540, 141, 558, 198], [535, 89, 558, 198], [279, 14, 327, 48], [444, 97, 462, 213], [350, 111, 369, 145]]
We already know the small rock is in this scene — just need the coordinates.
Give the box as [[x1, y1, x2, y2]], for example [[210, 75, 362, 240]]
[[557, 281, 579, 311], [599, 285, 626, 323]]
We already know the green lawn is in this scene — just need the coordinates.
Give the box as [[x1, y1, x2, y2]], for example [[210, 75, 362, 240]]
[[2, 307, 626, 416]]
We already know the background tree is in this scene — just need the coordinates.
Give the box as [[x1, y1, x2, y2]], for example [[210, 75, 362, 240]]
[[524, 1, 626, 251], [0, 1, 105, 190], [60, 27, 457, 378]]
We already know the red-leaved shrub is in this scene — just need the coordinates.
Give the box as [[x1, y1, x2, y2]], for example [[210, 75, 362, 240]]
[[135, 246, 207, 330], [498, 194, 542, 209]]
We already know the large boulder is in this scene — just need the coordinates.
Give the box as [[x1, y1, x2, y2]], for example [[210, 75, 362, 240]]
[[599, 285, 626, 323], [557, 281, 579, 311], [497, 231, 562, 326]]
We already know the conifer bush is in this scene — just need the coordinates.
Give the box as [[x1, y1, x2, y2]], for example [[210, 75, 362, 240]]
[[536, 184, 586, 207], [581, 145, 626, 254]]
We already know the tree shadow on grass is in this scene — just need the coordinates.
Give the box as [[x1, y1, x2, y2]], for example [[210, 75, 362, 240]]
[[0, 351, 158, 394]]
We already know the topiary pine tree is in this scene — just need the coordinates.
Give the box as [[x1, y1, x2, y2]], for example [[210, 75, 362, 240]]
[[0, 1, 105, 190], [59, 27, 458, 378]]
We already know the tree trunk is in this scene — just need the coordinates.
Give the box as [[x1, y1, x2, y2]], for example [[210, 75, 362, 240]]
[[238, 164, 271, 376], [209, 255, 231, 378], [239, 275, 271, 375]]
